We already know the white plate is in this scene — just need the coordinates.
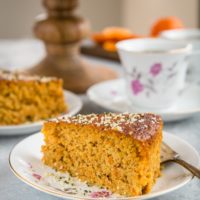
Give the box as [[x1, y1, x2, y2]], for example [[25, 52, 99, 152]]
[[87, 79, 200, 122], [9, 131, 200, 200], [0, 91, 82, 136]]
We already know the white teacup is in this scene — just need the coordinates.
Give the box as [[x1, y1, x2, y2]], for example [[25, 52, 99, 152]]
[[160, 29, 200, 84], [116, 38, 191, 110]]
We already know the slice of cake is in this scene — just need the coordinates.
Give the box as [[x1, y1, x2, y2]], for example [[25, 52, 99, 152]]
[[42, 113, 162, 196], [0, 70, 67, 125]]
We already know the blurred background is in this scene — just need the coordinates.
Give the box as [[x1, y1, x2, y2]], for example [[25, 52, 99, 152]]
[[0, 0, 199, 38]]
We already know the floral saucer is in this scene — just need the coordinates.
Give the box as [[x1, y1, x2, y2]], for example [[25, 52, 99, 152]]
[[87, 79, 200, 122], [9, 131, 200, 200]]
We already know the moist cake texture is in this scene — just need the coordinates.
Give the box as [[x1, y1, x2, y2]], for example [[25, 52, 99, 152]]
[[42, 113, 163, 196], [0, 70, 67, 125]]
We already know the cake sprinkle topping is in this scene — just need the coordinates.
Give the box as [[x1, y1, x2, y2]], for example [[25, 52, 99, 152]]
[[49, 113, 162, 141], [0, 70, 58, 82]]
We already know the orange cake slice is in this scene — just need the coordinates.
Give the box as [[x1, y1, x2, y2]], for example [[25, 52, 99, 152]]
[[0, 70, 67, 125], [42, 113, 162, 196]]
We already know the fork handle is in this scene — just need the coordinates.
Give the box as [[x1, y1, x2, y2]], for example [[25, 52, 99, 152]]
[[168, 158, 200, 179]]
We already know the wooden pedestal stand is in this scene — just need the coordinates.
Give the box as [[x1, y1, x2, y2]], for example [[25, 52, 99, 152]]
[[27, 0, 117, 93]]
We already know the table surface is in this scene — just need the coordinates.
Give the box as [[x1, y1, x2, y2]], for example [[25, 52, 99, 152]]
[[0, 40, 200, 200]]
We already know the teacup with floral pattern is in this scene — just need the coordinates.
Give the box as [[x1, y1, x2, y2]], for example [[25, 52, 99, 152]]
[[117, 38, 191, 110]]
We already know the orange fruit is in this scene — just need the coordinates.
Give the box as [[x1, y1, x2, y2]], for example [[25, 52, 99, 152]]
[[92, 27, 142, 44], [102, 41, 117, 52], [150, 16, 184, 37], [102, 27, 134, 41], [92, 33, 107, 44]]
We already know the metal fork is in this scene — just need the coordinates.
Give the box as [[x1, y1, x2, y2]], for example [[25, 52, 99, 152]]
[[161, 142, 200, 179]]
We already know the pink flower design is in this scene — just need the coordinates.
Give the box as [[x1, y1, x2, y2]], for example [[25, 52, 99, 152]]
[[110, 90, 117, 96], [27, 162, 32, 169], [131, 79, 144, 95], [91, 191, 111, 198], [32, 173, 42, 180], [150, 63, 162, 76]]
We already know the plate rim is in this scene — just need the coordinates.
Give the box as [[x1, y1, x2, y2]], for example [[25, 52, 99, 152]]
[[0, 90, 82, 134], [9, 131, 200, 200], [87, 78, 200, 116]]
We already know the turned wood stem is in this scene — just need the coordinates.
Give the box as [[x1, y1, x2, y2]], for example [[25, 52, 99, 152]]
[[28, 0, 117, 93], [45, 43, 80, 56]]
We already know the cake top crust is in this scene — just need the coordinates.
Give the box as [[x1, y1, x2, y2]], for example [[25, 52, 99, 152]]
[[0, 70, 58, 82], [49, 113, 162, 141]]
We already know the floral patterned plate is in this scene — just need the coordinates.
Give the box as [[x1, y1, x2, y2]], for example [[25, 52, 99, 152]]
[[0, 90, 82, 136], [87, 79, 200, 122], [9, 131, 199, 200]]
